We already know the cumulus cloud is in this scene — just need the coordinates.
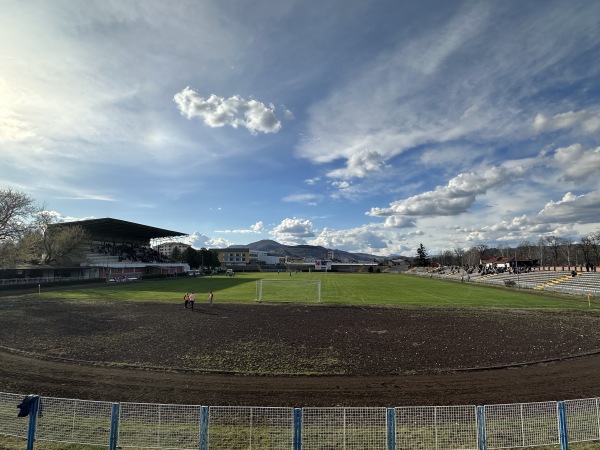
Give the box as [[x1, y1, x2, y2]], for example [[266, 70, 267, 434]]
[[548, 144, 600, 182], [533, 110, 600, 134], [308, 224, 414, 256], [383, 216, 417, 228], [173, 87, 282, 134], [537, 191, 600, 224], [367, 166, 525, 218], [270, 218, 315, 245], [327, 149, 387, 179]]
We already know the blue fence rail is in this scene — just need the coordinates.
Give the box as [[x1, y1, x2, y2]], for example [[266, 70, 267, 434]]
[[1, 392, 600, 449]]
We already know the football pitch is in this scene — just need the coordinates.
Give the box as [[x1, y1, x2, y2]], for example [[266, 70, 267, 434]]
[[40, 271, 598, 310]]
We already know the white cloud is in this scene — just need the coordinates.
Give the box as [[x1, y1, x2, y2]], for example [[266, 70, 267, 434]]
[[308, 224, 414, 256], [331, 181, 351, 189], [533, 110, 600, 134], [215, 221, 265, 234], [548, 144, 600, 182], [327, 149, 387, 179], [383, 216, 416, 228], [173, 87, 282, 135], [367, 166, 526, 218], [270, 218, 315, 245], [250, 221, 264, 232], [537, 191, 600, 224]]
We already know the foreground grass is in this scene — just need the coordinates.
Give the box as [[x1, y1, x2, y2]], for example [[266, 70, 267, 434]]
[[35, 272, 598, 310]]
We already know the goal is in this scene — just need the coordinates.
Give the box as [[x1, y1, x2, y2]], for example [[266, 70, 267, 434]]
[[255, 279, 322, 303]]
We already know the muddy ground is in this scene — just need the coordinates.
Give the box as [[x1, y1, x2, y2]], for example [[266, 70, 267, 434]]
[[1, 296, 600, 407]]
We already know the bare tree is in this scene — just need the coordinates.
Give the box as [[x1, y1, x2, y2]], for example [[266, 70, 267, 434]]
[[592, 230, 600, 266], [454, 247, 465, 267], [544, 236, 564, 266], [0, 188, 37, 241], [475, 244, 489, 260], [464, 247, 480, 268], [517, 240, 535, 260], [34, 211, 90, 265], [537, 237, 547, 266], [560, 237, 576, 267], [579, 235, 594, 265]]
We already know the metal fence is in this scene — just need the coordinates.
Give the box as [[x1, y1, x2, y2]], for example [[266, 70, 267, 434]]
[[2, 392, 599, 449]]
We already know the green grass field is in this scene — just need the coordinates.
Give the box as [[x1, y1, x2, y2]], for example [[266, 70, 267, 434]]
[[38, 272, 599, 310]]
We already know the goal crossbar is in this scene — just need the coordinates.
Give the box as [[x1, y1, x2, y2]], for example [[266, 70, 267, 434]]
[[255, 279, 322, 303]]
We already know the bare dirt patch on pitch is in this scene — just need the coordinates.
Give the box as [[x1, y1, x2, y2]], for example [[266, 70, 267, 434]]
[[1, 297, 600, 406]]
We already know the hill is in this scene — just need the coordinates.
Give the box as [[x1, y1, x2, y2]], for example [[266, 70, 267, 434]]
[[238, 240, 381, 263]]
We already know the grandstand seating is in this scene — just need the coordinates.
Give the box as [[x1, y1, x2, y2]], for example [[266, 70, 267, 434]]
[[408, 267, 600, 296]]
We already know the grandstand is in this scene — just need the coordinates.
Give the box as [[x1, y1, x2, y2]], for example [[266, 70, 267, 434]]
[[415, 266, 600, 296], [0, 218, 189, 286], [67, 218, 190, 280]]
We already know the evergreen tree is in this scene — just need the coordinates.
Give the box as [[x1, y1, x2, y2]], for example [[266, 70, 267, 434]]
[[416, 243, 429, 267]]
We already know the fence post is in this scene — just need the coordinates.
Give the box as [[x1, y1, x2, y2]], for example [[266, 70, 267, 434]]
[[477, 406, 486, 450], [387, 407, 396, 450], [26, 396, 40, 450], [199, 406, 209, 450], [558, 401, 568, 450], [293, 408, 302, 450], [26, 395, 40, 450], [109, 402, 120, 450]]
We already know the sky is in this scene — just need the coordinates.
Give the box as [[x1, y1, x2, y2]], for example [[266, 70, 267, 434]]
[[1, 1, 600, 257]]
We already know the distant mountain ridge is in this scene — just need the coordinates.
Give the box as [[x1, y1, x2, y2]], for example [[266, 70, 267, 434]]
[[229, 240, 381, 262]]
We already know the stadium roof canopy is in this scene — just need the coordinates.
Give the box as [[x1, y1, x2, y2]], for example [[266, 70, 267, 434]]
[[61, 218, 187, 241]]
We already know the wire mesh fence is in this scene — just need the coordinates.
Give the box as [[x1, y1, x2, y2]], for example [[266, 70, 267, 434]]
[[2, 392, 600, 449], [119, 402, 201, 449], [484, 401, 560, 449], [208, 406, 294, 450], [302, 407, 388, 449], [395, 405, 478, 450], [35, 396, 113, 446]]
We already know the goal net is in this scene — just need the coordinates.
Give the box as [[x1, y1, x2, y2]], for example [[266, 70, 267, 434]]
[[255, 279, 322, 303]]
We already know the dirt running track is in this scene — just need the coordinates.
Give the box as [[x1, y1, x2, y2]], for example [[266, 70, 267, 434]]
[[1, 296, 600, 407]]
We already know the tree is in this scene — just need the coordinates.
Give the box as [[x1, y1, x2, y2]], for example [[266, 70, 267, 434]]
[[35, 212, 90, 265], [475, 245, 489, 260], [182, 246, 201, 268], [415, 243, 429, 267], [453, 247, 465, 267], [517, 241, 535, 260], [464, 247, 480, 268], [0, 188, 37, 242], [544, 236, 564, 266], [171, 246, 182, 262], [560, 237, 575, 267]]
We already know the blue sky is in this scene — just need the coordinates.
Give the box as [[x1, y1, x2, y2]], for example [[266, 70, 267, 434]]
[[1, 1, 600, 257]]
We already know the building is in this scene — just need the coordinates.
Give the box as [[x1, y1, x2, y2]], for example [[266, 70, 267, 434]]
[[154, 241, 191, 258], [217, 247, 250, 266]]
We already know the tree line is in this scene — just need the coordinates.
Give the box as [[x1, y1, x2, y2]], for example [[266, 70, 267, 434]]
[[414, 235, 600, 269]]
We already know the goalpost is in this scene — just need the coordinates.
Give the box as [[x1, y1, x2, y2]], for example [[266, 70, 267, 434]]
[[255, 279, 322, 303]]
